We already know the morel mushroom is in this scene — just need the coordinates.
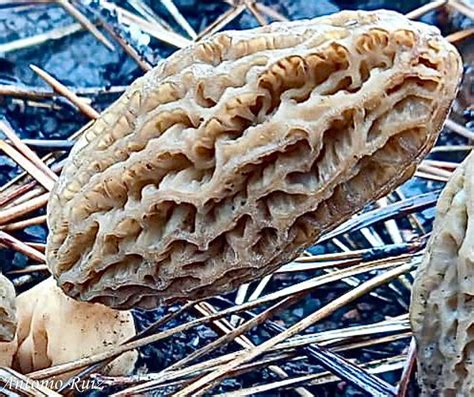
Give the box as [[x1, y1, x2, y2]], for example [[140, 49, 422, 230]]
[[47, 10, 462, 309], [411, 151, 474, 396], [1, 278, 137, 380], [0, 274, 16, 343]]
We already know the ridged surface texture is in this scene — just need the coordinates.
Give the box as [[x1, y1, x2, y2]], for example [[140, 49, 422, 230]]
[[411, 151, 474, 396], [0, 278, 137, 379], [46, 10, 462, 309], [0, 274, 16, 342]]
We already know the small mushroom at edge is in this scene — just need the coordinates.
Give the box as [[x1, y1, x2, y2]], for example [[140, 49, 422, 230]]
[[0, 278, 137, 381]]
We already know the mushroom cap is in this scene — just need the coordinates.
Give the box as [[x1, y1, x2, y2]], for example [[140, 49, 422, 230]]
[[8, 278, 137, 380], [411, 151, 474, 396], [0, 273, 16, 343], [47, 10, 462, 309]]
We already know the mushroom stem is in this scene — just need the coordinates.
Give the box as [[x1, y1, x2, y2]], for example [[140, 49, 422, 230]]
[[0, 278, 137, 383]]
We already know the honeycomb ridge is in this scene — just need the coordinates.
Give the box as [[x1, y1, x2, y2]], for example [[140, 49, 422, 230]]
[[47, 10, 462, 309], [411, 151, 474, 396]]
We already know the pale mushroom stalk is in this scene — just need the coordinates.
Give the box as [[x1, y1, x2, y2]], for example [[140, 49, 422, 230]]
[[0, 278, 137, 382]]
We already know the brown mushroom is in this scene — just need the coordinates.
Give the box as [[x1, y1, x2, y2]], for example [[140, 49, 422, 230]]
[[46, 10, 462, 309], [0, 273, 16, 343], [0, 278, 137, 380], [411, 151, 474, 396]]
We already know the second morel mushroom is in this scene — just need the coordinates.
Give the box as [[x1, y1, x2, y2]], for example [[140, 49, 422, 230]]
[[46, 10, 462, 309], [411, 151, 474, 396]]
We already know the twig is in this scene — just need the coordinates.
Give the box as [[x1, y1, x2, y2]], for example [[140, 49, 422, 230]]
[[0, 23, 82, 53], [417, 163, 453, 179], [30, 64, 100, 119], [1, 214, 47, 232], [8, 264, 49, 274], [259, 314, 398, 397], [0, 141, 55, 191], [244, 0, 267, 25], [95, 315, 410, 391], [303, 344, 396, 396], [116, 5, 192, 48], [422, 159, 459, 170], [431, 144, 473, 152], [445, 119, 474, 140], [175, 297, 303, 372], [17, 139, 75, 151], [212, 356, 406, 396], [161, 0, 197, 39], [248, 274, 272, 301], [96, 352, 303, 390], [126, 0, 175, 31], [448, 0, 474, 20], [0, 181, 36, 207], [256, 3, 288, 21], [100, 19, 152, 72], [378, 197, 403, 244], [415, 170, 449, 182], [0, 230, 46, 262], [277, 316, 410, 350], [5, 184, 46, 207], [333, 332, 412, 353], [296, 239, 424, 264], [396, 338, 417, 397], [57, 0, 115, 50], [447, 27, 474, 42], [317, 191, 440, 245], [406, 0, 447, 19], [0, 123, 87, 195], [197, 4, 246, 40], [0, 118, 58, 182], [0, 84, 126, 101], [281, 242, 425, 273], [0, 192, 49, 225], [27, 242, 46, 252]]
